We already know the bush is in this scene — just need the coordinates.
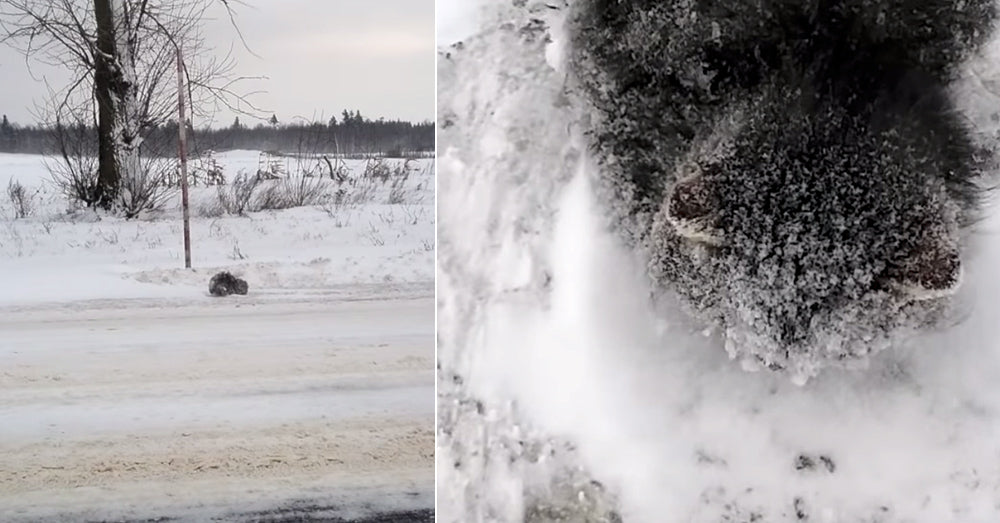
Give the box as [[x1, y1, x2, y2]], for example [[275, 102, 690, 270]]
[[216, 172, 331, 215], [116, 157, 178, 219], [253, 175, 329, 211], [322, 155, 350, 183], [46, 119, 101, 208], [363, 157, 393, 182], [6, 178, 37, 219], [46, 124, 175, 218], [196, 198, 224, 218], [47, 153, 100, 208], [216, 172, 262, 216], [277, 174, 328, 208]]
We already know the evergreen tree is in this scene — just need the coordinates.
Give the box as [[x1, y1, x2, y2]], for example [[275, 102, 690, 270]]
[[0, 114, 15, 152]]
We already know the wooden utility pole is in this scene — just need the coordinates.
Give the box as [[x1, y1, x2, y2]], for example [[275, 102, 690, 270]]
[[177, 47, 192, 269]]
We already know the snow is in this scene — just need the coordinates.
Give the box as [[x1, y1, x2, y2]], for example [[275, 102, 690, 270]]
[[0, 150, 434, 520], [1, 294, 435, 521], [437, 2, 1000, 522], [0, 150, 434, 305]]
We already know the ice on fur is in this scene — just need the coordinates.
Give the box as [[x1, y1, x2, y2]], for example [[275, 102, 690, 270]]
[[568, 0, 997, 380]]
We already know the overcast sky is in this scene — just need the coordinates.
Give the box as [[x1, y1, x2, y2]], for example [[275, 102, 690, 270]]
[[0, 0, 434, 128]]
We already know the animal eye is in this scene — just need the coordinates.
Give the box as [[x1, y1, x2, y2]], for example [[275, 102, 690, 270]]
[[666, 174, 724, 245], [884, 235, 962, 301]]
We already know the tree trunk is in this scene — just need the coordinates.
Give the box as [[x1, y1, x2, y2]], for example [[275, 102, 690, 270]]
[[110, 0, 143, 215], [93, 0, 143, 211], [93, 0, 120, 209]]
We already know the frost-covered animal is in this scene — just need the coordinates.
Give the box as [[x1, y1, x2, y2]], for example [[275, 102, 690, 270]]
[[568, 0, 997, 380], [209, 271, 249, 297]]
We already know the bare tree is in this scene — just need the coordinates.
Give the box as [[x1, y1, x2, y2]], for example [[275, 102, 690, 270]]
[[0, 0, 260, 212]]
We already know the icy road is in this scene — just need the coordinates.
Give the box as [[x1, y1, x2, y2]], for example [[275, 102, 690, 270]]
[[0, 290, 434, 522]]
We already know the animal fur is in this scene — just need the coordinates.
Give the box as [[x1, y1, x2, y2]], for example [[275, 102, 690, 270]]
[[568, 0, 997, 379], [209, 271, 249, 297]]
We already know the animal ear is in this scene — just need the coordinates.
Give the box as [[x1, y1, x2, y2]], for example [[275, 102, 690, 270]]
[[666, 174, 722, 245], [888, 236, 962, 301]]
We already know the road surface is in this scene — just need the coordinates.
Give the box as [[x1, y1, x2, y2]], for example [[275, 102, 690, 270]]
[[0, 290, 434, 522]]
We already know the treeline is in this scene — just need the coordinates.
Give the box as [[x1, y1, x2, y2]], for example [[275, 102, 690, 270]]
[[0, 111, 435, 157]]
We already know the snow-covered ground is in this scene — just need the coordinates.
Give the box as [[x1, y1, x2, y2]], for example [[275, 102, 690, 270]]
[[437, 3, 1000, 522], [0, 150, 434, 304], [0, 150, 434, 520]]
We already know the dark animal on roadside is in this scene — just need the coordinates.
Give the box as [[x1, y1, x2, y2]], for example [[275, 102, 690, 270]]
[[209, 271, 249, 297]]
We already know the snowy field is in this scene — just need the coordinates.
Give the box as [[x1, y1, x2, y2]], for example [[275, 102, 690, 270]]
[[437, 3, 1000, 522], [0, 151, 434, 520], [0, 150, 434, 303]]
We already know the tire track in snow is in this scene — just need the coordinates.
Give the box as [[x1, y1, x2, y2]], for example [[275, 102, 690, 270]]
[[0, 294, 434, 521]]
